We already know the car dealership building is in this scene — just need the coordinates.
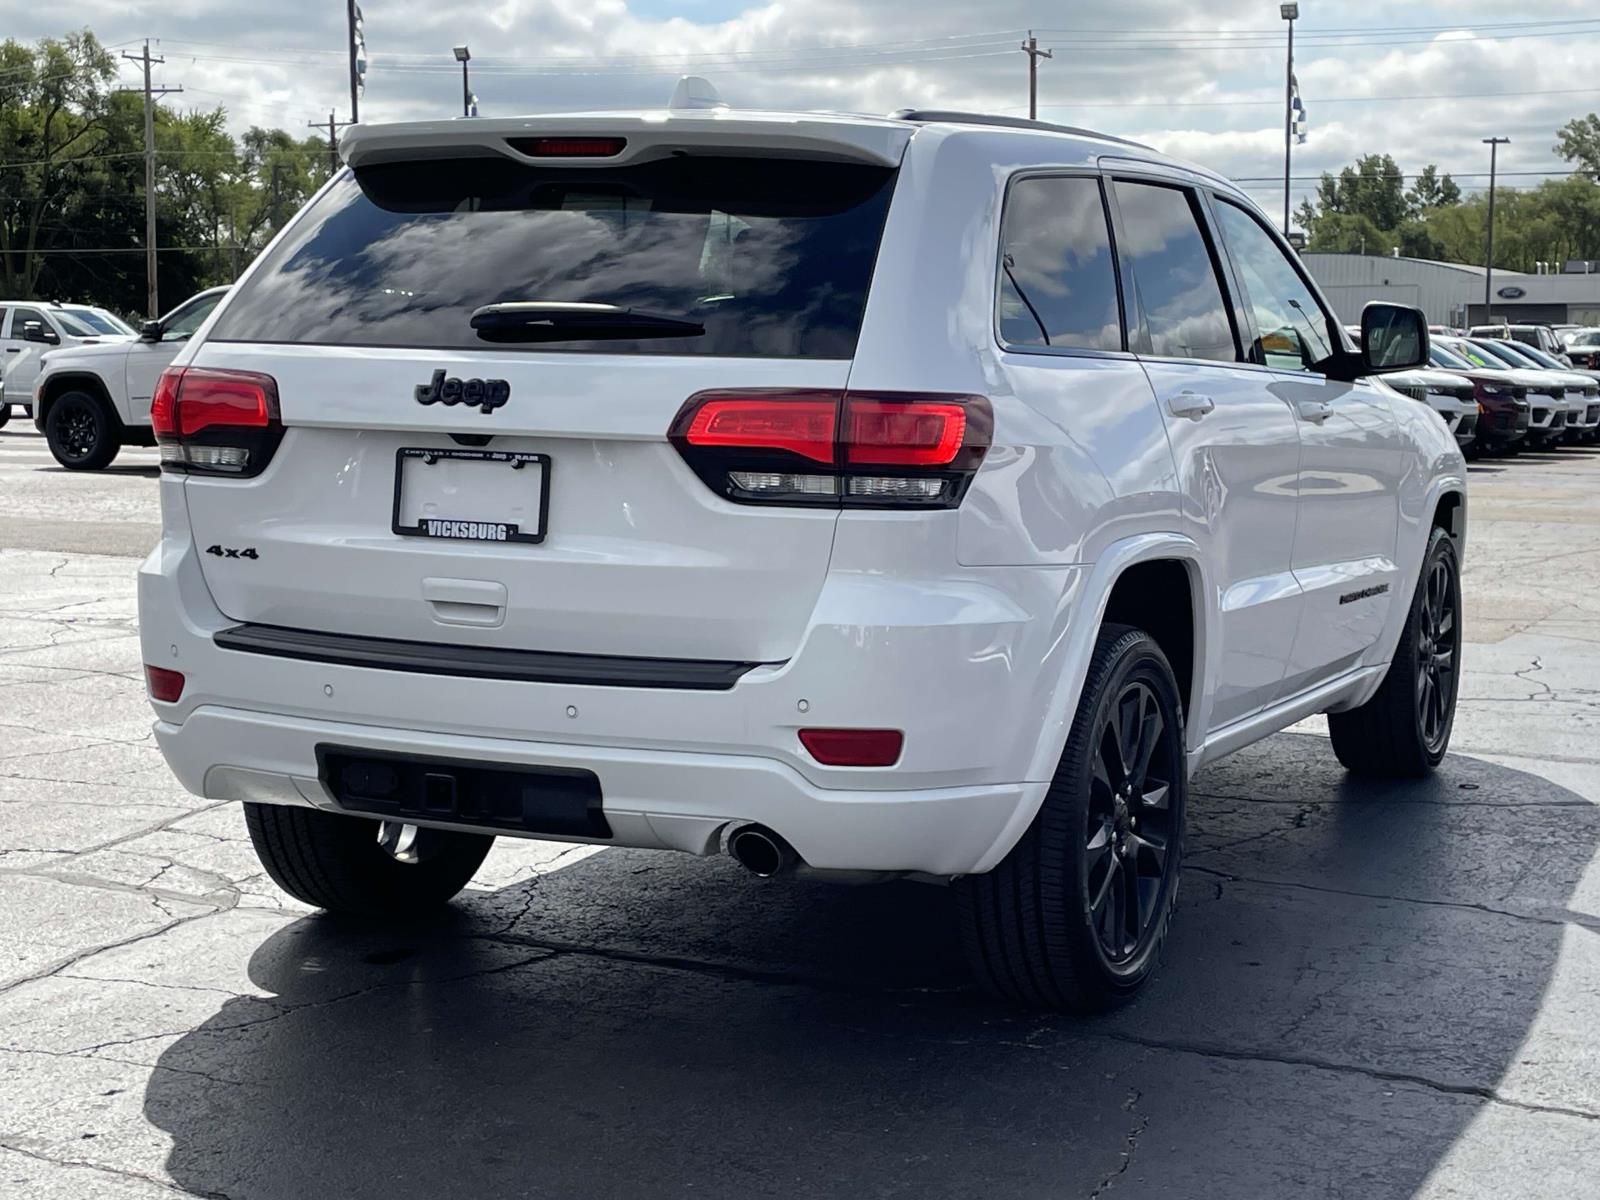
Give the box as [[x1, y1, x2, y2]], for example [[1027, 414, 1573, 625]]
[[1303, 253, 1600, 329]]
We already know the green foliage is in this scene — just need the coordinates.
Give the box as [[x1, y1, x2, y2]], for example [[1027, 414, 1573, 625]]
[[1555, 113, 1600, 177], [1301, 147, 1600, 272], [0, 29, 336, 314]]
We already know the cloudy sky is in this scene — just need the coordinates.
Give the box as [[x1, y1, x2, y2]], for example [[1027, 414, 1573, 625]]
[[12, 2, 1600, 222]]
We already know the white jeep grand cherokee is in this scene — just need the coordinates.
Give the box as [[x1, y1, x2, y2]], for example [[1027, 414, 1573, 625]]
[[139, 105, 1465, 1011]]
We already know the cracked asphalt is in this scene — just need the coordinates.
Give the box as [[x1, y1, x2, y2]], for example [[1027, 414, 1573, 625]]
[[1, 424, 1598, 1198]]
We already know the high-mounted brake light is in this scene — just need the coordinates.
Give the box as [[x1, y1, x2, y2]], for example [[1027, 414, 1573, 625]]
[[153, 367, 282, 478], [670, 390, 991, 510], [508, 136, 628, 158]]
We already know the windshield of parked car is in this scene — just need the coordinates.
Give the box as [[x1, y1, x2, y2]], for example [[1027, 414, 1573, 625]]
[[1469, 339, 1541, 369], [1441, 340, 1503, 370], [50, 310, 98, 337], [63, 306, 133, 336], [1430, 344, 1478, 371], [1510, 343, 1572, 371], [1567, 328, 1600, 348], [208, 155, 898, 358]]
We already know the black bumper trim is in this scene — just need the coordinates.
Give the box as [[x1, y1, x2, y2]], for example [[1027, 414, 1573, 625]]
[[213, 623, 760, 691]]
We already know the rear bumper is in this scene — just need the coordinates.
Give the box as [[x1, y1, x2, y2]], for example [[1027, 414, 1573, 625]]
[[155, 706, 1044, 875], [139, 524, 1075, 876]]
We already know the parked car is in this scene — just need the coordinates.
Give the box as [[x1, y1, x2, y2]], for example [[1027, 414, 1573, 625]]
[[0, 301, 134, 427], [58, 304, 138, 338], [1469, 322, 1572, 365], [138, 104, 1464, 1012], [1345, 326, 1477, 448], [1381, 369, 1479, 448], [1466, 336, 1598, 445], [1438, 336, 1567, 448], [1559, 326, 1600, 370], [1427, 343, 1530, 455], [30, 286, 229, 469]]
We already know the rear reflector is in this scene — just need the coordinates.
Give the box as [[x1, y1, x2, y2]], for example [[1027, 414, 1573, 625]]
[[509, 136, 627, 157], [799, 728, 904, 767], [144, 665, 185, 703]]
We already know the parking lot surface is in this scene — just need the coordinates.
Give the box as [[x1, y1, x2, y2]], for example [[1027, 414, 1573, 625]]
[[1, 424, 1597, 1198]]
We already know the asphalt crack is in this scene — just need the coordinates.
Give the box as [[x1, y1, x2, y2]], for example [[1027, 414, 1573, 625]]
[[1087, 1088, 1148, 1198], [0, 1140, 231, 1199]]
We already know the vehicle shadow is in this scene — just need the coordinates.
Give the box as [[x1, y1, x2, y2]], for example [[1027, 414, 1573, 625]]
[[144, 733, 1598, 1198], [38, 464, 160, 477]]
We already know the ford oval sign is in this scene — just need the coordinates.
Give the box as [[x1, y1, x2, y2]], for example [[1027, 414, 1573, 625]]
[[1497, 285, 1526, 299]]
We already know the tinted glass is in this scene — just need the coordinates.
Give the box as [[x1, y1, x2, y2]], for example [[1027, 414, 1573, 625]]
[[64, 307, 131, 335], [1508, 343, 1566, 370], [209, 156, 897, 358], [1113, 181, 1236, 362], [1470, 339, 1538, 369], [164, 294, 222, 340], [1569, 329, 1600, 348], [1430, 344, 1476, 371], [1443, 340, 1503, 370], [997, 176, 1121, 351], [1213, 201, 1337, 371], [51, 309, 97, 337], [10, 307, 50, 339]]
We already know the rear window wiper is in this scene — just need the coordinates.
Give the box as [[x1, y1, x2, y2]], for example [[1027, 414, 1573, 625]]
[[470, 301, 704, 343]]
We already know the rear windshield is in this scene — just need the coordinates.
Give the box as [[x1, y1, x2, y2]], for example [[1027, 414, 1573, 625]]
[[208, 154, 898, 358]]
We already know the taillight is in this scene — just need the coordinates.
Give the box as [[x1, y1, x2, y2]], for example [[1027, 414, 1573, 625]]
[[153, 367, 282, 477], [670, 389, 992, 509], [798, 728, 903, 767]]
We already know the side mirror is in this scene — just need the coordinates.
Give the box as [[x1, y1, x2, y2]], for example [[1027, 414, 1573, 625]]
[[138, 319, 164, 342], [22, 320, 59, 345], [1360, 302, 1429, 374]]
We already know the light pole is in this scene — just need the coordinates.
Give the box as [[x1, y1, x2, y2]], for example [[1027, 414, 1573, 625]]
[[1281, 3, 1298, 237], [453, 45, 471, 117], [1483, 136, 1510, 321]]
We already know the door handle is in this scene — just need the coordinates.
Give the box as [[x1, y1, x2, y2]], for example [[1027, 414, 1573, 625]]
[[1297, 399, 1335, 424], [1166, 391, 1215, 419], [4, 347, 19, 353]]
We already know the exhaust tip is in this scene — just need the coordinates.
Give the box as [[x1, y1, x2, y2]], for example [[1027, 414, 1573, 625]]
[[728, 825, 794, 878]]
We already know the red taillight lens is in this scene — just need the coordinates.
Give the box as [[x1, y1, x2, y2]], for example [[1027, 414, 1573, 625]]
[[670, 390, 991, 509], [799, 728, 904, 767], [153, 367, 281, 477], [685, 396, 837, 464], [845, 399, 967, 466], [144, 665, 185, 703], [509, 136, 627, 157]]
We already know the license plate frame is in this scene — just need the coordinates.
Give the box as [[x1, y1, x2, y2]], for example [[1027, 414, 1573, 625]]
[[391, 447, 550, 545]]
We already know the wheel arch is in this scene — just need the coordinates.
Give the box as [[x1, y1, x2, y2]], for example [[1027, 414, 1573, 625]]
[[974, 533, 1213, 874], [36, 372, 122, 432]]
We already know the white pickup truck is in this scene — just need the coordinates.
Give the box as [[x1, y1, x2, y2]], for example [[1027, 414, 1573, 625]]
[[29, 287, 228, 469]]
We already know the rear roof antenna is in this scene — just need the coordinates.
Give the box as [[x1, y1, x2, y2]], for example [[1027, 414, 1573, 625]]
[[669, 76, 725, 110]]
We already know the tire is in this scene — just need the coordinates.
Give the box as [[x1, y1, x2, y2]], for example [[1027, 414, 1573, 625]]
[[1328, 526, 1461, 777], [244, 802, 495, 917], [0, 403, 10, 430], [45, 391, 120, 470], [955, 624, 1187, 1012]]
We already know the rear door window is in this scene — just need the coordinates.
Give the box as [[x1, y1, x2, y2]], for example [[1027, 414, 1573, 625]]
[[1112, 180, 1238, 363], [207, 155, 898, 359], [996, 176, 1122, 352]]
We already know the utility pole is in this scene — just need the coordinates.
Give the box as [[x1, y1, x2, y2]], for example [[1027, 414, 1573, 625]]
[[1280, 4, 1298, 237], [309, 111, 352, 176], [347, 0, 364, 124], [1019, 31, 1052, 121], [118, 41, 182, 318], [1483, 136, 1510, 321]]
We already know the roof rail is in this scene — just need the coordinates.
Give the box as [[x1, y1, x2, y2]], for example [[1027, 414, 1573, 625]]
[[888, 109, 1150, 150]]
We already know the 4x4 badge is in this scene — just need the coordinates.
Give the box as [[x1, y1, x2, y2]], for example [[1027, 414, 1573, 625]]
[[414, 370, 511, 414]]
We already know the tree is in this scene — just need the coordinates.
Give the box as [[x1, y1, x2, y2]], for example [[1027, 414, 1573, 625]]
[[0, 31, 119, 296], [1407, 164, 1461, 212], [1555, 113, 1600, 178]]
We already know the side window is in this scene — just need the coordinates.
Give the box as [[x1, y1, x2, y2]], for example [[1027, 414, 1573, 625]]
[[996, 176, 1122, 352], [163, 295, 221, 341], [1212, 201, 1337, 372], [1112, 181, 1237, 363], [0, 308, 9, 336]]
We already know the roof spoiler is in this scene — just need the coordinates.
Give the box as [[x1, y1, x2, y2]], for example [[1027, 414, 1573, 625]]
[[341, 113, 911, 170]]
